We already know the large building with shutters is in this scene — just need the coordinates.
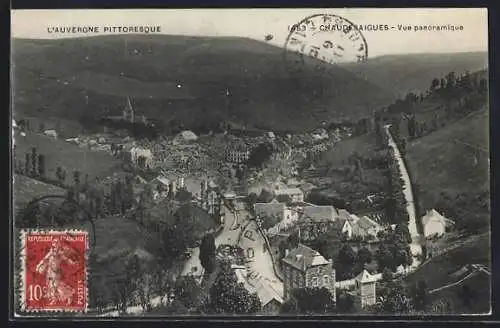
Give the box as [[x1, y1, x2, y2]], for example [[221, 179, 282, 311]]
[[281, 244, 336, 302]]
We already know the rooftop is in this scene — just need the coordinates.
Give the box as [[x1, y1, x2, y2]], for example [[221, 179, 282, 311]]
[[275, 187, 303, 196], [421, 209, 455, 226], [254, 202, 286, 218], [282, 244, 331, 271], [356, 216, 381, 230], [355, 269, 377, 283], [302, 205, 338, 222]]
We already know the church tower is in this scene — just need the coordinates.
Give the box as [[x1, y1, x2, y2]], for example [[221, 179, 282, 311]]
[[123, 96, 135, 123], [355, 269, 377, 309]]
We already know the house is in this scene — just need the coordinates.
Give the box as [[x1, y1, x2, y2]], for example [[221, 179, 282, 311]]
[[311, 128, 329, 141], [351, 216, 382, 239], [274, 186, 304, 203], [173, 130, 198, 144], [421, 209, 455, 238], [133, 174, 148, 185], [302, 205, 338, 223], [232, 265, 283, 314], [130, 146, 153, 168], [254, 200, 297, 233], [299, 205, 339, 241], [200, 180, 222, 218], [225, 142, 250, 164], [254, 200, 288, 224], [332, 217, 354, 239], [255, 282, 283, 314], [282, 244, 336, 301], [354, 269, 377, 309], [43, 129, 58, 139]]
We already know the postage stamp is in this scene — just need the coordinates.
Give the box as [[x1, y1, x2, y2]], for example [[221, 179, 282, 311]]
[[284, 14, 368, 74], [20, 230, 88, 313]]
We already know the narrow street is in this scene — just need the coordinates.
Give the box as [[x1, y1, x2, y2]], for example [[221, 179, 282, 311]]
[[181, 203, 241, 277], [238, 218, 284, 297], [384, 125, 423, 269]]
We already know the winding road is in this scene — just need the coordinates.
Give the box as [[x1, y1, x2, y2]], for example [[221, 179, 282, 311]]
[[384, 125, 423, 269], [181, 202, 241, 277]]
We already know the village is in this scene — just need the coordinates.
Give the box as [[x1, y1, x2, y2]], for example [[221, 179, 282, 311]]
[[12, 92, 466, 316]]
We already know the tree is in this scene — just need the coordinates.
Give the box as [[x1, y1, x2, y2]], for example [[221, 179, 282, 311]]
[[445, 71, 457, 89], [112, 254, 142, 314], [158, 204, 198, 264], [357, 246, 373, 265], [257, 188, 275, 203], [429, 78, 440, 92], [280, 287, 335, 314], [276, 194, 292, 204], [376, 280, 413, 314], [199, 233, 216, 275], [56, 166, 63, 183], [176, 189, 193, 203], [174, 276, 201, 309], [31, 148, 38, 177], [382, 267, 393, 281], [24, 153, 31, 176], [337, 244, 357, 279], [167, 182, 175, 199], [431, 297, 454, 314], [245, 192, 258, 212], [376, 244, 393, 271], [247, 142, 273, 168], [336, 290, 356, 313], [37, 154, 45, 177], [206, 260, 261, 314], [73, 170, 81, 186], [410, 280, 429, 311]]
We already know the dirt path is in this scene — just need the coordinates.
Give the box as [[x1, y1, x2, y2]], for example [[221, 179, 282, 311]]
[[385, 125, 423, 269]]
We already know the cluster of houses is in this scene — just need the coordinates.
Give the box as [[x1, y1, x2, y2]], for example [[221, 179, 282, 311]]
[[253, 183, 384, 243], [228, 242, 379, 314]]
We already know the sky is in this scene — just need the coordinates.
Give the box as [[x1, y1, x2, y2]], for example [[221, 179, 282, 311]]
[[11, 8, 488, 57]]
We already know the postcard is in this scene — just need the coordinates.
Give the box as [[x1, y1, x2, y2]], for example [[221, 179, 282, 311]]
[[10, 8, 490, 317]]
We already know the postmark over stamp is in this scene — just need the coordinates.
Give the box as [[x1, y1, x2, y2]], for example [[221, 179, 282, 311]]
[[20, 230, 88, 313], [284, 14, 369, 75]]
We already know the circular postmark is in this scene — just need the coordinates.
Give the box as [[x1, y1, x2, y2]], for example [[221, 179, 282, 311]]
[[284, 14, 368, 75]]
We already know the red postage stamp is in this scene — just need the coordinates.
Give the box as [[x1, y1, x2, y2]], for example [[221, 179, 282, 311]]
[[20, 230, 88, 313]]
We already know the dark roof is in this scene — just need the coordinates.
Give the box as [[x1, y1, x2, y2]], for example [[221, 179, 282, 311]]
[[302, 205, 337, 222], [282, 244, 330, 271], [254, 202, 285, 218]]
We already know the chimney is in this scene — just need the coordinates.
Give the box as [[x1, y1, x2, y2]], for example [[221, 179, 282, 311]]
[[285, 249, 289, 257], [296, 254, 303, 261]]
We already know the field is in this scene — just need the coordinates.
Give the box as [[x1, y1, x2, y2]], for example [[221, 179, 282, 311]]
[[13, 173, 66, 212], [406, 233, 490, 290], [427, 269, 491, 314], [404, 233, 490, 313], [406, 109, 489, 214], [13, 131, 123, 182]]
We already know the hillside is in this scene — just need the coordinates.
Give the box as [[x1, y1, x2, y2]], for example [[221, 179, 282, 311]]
[[13, 131, 123, 182], [405, 233, 490, 314], [342, 52, 488, 97], [13, 173, 67, 213], [12, 35, 393, 132], [406, 108, 489, 219]]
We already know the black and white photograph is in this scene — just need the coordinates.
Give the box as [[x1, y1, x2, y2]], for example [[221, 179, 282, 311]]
[[10, 8, 490, 317]]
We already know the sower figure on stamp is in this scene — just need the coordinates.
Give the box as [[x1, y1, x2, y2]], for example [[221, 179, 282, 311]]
[[35, 239, 78, 305]]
